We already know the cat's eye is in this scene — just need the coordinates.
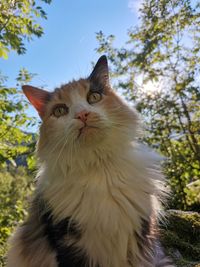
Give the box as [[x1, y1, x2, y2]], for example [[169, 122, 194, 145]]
[[52, 104, 68, 117], [87, 92, 102, 104]]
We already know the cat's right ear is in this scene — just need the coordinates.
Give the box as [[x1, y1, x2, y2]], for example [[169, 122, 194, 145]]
[[89, 55, 110, 90], [22, 85, 51, 118]]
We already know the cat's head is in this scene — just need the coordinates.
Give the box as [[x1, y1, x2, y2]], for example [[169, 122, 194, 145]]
[[23, 56, 139, 165]]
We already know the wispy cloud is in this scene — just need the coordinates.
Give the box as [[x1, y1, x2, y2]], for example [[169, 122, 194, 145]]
[[128, 0, 143, 15]]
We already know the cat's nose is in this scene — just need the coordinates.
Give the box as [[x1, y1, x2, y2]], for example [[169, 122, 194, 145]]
[[75, 110, 90, 123]]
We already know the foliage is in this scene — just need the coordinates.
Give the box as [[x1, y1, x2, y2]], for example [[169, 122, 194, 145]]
[[160, 210, 200, 267], [96, 0, 200, 210], [0, 0, 51, 59], [0, 70, 37, 168], [185, 180, 200, 209], [0, 167, 34, 266], [0, 0, 51, 167]]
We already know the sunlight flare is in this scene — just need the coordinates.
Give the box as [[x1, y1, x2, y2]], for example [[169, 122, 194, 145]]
[[141, 80, 161, 97]]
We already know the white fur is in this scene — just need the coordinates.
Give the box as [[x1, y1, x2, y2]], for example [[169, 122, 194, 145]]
[[36, 91, 167, 266], [38, 110, 164, 267], [8, 87, 170, 267]]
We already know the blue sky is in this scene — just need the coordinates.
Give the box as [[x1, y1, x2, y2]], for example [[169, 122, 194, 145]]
[[0, 0, 139, 89]]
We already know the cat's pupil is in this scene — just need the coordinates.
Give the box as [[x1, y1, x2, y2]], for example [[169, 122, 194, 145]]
[[87, 92, 102, 104], [52, 104, 68, 117]]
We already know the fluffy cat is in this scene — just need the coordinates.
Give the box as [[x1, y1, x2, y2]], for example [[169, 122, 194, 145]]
[[7, 56, 174, 267]]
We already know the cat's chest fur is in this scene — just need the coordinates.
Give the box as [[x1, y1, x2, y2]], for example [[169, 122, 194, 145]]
[[41, 148, 156, 267]]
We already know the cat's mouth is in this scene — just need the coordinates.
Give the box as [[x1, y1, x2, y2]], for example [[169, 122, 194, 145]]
[[77, 124, 99, 138]]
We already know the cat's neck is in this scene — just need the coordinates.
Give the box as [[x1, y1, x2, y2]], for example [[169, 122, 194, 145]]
[[36, 141, 160, 223], [38, 141, 135, 183]]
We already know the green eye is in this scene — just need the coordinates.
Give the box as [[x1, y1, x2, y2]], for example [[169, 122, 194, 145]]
[[87, 92, 102, 104], [52, 104, 68, 117]]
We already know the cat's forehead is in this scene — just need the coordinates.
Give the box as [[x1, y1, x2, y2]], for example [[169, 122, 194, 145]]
[[53, 79, 90, 104]]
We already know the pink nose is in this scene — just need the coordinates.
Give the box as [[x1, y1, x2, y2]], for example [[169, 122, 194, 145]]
[[75, 110, 90, 123]]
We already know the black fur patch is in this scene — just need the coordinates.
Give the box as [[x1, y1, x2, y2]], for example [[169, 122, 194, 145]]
[[135, 217, 154, 262], [89, 81, 104, 95], [38, 198, 90, 267]]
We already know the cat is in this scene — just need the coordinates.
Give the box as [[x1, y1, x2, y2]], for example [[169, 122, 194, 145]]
[[7, 56, 174, 267]]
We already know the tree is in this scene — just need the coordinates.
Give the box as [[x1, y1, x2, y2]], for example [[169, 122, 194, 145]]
[[0, 0, 51, 167], [96, 0, 200, 210], [0, 167, 34, 266], [0, 69, 36, 168], [0, 0, 51, 59]]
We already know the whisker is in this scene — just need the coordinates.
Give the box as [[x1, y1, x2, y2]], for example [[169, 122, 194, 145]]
[[49, 135, 67, 155]]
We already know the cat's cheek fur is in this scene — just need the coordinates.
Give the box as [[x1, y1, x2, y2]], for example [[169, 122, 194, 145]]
[[101, 91, 140, 140], [38, 115, 78, 148]]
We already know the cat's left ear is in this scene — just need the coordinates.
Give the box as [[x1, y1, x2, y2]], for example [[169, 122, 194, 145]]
[[22, 85, 52, 118], [89, 55, 110, 90]]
